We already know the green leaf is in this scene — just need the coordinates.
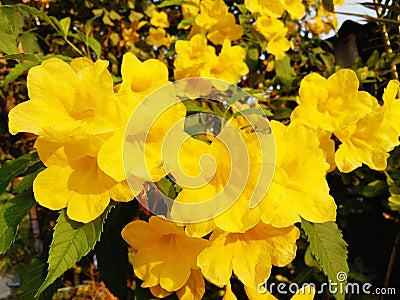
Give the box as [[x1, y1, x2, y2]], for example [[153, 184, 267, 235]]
[[362, 180, 388, 198], [0, 60, 40, 87], [178, 17, 195, 29], [0, 191, 36, 254], [0, 152, 41, 194], [158, 0, 200, 8], [59, 17, 71, 38], [0, 31, 18, 54], [17, 258, 61, 300], [88, 36, 101, 58], [36, 206, 112, 296], [247, 45, 259, 61], [301, 220, 349, 300], [95, 202, 138, 299], [13, 166, 45, 193], [20, 33, 41, 54], [2, 53, 40, 61], [10, 4, 60, 33], [275, 55, 296, 90], [322, 0, 334, 12], [0, 6, 24, 36]]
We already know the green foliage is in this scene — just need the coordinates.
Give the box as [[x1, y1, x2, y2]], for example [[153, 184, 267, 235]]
[[0, 152, 41, 194], [0, 191, 36, 254], [301, 219, 349, 300], [36, 207, 112, 296], [18, 258, 61, 300]]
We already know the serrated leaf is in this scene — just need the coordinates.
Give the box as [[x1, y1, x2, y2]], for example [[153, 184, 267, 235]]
[[0, 60, 39, 87], [275, 55, 296, 90], [17, 258, 61, 300], [36, 206, 112, 296], [0, 191, 36, 254], [301, 220, 349, 300], [0, 6, 24, 36], [0, 152, 41, 194], [2, 53, 40, 61], [231, 107, 273, 118]]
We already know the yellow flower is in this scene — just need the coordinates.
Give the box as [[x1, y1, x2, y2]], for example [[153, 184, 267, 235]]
[[121, 217, 209, 293], [174, 34, 217, 79], [150, 11, 170, 28], [245, 0, 304, 19], [206, 39, 249, 83], [254, 16, 290, 59], [207, 13, 243, 45], [119, 20, 147, 48], [195, 0, 228, 29], [259, 121, 336, 227], [197, 222, 299, 289], [9, 57, 133, 222], [182, 0, 200, 20], [9, 58, 120, 139], [291, 69, 378, 133], [334, 80, 400, 172], [146, 27, 174, 48], [33, 138, 133, 223], [292, 69, 400, 172], [98, 53, 186, 190]]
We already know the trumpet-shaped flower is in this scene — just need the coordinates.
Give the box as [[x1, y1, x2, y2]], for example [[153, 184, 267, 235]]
[[207, 13, 243, 45], [292, 69, 400, 172], [254, 16, 290, 60], [334, 80, 400, 172], [245, 0, 304, 19], [195, 0, 228, 29], [8, 57, 133, 222], [197, 222, 299, 289], [33, 137, 133, 223], [259, 121, 336, 227], [206, 39, 249, 83], [174, 34, 217, 79], [98, 53, 186, 190], [146, 27, 174, 48], [121, 217, 209, 293], [150, 11, 170, 28]]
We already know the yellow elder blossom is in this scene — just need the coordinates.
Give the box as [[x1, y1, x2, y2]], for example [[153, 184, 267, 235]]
[[207, 13, 243, 45], [98, 53, 186, 190], [146, 27, 174, 48], [8, 58, 133, 222], [255, 16, 290, 60], [195, 0, 228, 29], [334, 80, 400, 172], [245, 0, 305, 20], [292, 69, 400, 172], [175, 35, 249, 83], [121, 217, 209, 298], [206, 39, 249, 83], [259, 121, 336, 227], [197, 222, 299, 289], [174, 34, 217, 79], [150, 11, 170, 28]]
